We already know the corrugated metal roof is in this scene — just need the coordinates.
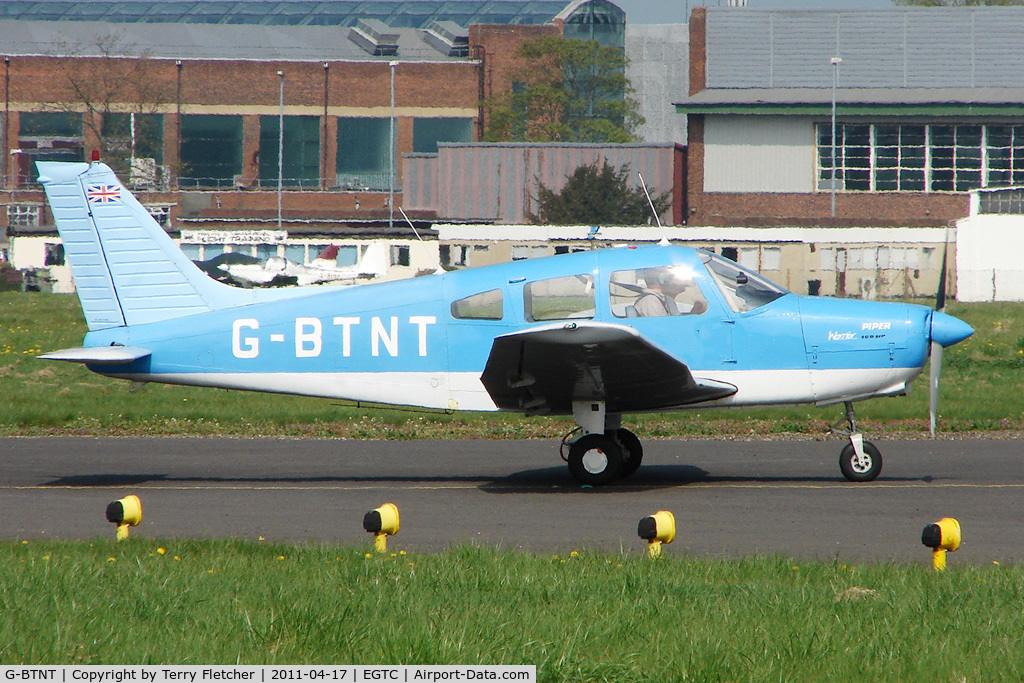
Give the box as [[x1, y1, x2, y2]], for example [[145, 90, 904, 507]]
[[0, 1, 575, 28], [406, 142, 678, 224], [0, 18, 473, 61], [705, 7, 1024, 90]]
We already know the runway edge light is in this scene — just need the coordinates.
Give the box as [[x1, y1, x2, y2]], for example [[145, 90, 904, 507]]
[[363, 503, 400, 553], [921, 517, 961, 571], [638, 510, 675, 558], [106, 495, 142, 542]]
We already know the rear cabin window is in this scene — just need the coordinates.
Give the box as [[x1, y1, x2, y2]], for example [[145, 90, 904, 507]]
[[524, 275, 595, 322], [451, 289, 503, 320]]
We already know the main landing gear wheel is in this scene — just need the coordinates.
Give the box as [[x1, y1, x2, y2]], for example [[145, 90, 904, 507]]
[[568, 434, 623, 486], [608, 428, 643, 478], [839, 440, 882, 482]]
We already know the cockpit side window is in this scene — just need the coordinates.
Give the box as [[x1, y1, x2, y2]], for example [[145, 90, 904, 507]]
[[451, 288, 504, 320], [703, 252, 788, 313], [524, 274, 595, 322], [609, 266, 709, 318]]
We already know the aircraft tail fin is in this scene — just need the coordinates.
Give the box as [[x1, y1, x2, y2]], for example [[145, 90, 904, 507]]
[[37, 161, 254, 331]]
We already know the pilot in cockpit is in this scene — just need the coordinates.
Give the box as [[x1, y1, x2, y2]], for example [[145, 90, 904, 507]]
[[634, 267, 709, 317]]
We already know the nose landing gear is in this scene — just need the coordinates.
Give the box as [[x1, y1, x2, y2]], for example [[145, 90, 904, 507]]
[[831, 401, 883, 482]]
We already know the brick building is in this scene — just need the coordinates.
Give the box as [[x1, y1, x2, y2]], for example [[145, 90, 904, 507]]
[[0, 0, 628, 247], [678, 6, 1024, 229]]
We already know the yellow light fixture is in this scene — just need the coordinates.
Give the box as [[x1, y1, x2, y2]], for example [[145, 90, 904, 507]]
[[106, 495, 142, 542], [363, 503, 400, 553], [921, 517, 961, 571], [638, 510, 676, 558]]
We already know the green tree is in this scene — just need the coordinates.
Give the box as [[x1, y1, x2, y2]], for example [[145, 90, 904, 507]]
[[483, 36, 643, 143], [530, 161, 670, 226], [49, 32, 170, 186]]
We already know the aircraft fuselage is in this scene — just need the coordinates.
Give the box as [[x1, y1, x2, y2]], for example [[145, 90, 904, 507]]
[[80, 244, 937, 413]]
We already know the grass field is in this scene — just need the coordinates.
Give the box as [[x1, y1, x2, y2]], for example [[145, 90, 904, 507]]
[[2, 291, 1023, 438], [1, 539, 1022, 679], [3, 294, 1024, 677]]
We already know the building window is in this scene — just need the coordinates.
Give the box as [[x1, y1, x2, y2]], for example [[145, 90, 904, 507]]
[[412, 117, 473, 154], [336, 245, 359, 267], [337, 117, 390, 190], [144, 204, 171, 227], [986, 126, 1024, 186], [6, 204, 41, 227], [440, 244, 469, 267], [260, 115, 321, 188], [255, 243, 278, 260], [180, 115, 243, 188], [511, 245, 549, 260], [818, 246, 934, 271], [874, 125, 926, 192], [102, 113, 164, 165], [390, 244, 410, 266], [818, 123, 1024, 193], [44, 243, 65, 266], [762, 247, 782, 271], [979, 188, 1024, 214], [17, 112, 85, 172]]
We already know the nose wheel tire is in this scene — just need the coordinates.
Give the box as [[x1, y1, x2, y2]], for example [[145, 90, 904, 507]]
[[568, 434, 624, 486], [608, 428, 644, 478], [839, 440, 882, 482]]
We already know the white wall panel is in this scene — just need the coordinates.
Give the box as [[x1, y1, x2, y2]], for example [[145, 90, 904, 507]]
[[704, 116, 815, 193]]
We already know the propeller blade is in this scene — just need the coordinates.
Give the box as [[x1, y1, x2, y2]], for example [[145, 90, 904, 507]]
[[929, 339, 943, 439], [936, 228, 950, 313], [930, 225, 952, 439]]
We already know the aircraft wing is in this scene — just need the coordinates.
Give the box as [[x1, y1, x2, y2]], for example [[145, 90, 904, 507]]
[[480, 322, 736, 415]]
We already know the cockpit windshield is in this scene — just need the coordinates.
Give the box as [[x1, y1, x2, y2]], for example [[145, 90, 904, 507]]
[[701, 251, 789, 313]]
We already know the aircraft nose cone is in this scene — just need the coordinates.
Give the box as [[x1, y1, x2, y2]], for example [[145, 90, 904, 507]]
[[931, 311, 974, 348]]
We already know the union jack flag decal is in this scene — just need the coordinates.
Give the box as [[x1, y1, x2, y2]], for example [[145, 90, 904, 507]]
[[86, 184, 121, 203]]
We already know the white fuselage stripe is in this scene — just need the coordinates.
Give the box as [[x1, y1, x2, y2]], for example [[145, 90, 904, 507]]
[[110, 366, 921, 413]]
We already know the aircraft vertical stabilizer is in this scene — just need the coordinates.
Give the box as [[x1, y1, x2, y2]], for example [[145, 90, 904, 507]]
[[37, 161, 251, 331]]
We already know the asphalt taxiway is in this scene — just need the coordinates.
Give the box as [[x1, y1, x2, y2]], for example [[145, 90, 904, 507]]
[[1, 436, 1022, 563]]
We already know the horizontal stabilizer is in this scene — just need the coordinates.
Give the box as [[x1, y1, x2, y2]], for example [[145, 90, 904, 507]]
[[38, 346, 152, 365]]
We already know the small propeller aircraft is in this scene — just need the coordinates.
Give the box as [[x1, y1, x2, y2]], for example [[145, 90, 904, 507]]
[[36, 160, 974, 486]]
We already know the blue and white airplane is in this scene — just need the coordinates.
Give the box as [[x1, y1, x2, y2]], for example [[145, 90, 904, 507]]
[[36, 160, 974, 486]]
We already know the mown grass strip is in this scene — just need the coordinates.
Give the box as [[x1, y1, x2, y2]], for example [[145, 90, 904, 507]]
[[2, 292, 1024, 438], [0, 539, 1022, 681]]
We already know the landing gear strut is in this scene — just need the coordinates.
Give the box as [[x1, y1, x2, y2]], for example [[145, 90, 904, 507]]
[[831, 401, 883, 482], [561, 401, 644, 486]]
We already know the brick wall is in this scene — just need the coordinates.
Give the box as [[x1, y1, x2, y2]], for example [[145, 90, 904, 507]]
[[694, 192, 970, 228], [469, 24, 562, 104], [684, 6, 974, 229], [2, 54, 482, 192]]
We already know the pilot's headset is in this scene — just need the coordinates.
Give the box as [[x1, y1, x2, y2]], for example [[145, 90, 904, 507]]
[[642, 267, 667, 288], [655, 268, 687, 289]]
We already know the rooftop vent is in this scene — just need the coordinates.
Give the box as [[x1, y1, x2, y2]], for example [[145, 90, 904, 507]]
[[422, 20, 469, 58], [349, 19, 399, 56]]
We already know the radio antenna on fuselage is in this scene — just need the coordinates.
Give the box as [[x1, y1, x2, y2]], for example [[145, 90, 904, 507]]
[[398, 207, 423, 242], [638, 172, 670, 246], [399, 206, 446, 275]]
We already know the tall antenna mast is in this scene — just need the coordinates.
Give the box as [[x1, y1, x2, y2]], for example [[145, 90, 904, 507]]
[[638, 172, 670, 246]]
